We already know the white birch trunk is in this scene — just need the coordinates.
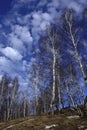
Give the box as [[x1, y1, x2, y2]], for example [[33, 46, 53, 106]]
[[69, 65, 78, 108], [47, 27, 56, 116], [78, 85, 85, 104], [0, 77, 5, 102], [57, 71, 61, 111], [57, 47, 61, 111], [23, 99, 26, 117], [50, 47, 56, 116], [35, 77, 39, 114], [7, 81, 17, 120], [65, 79, 75, 107], [65, 12, 87, 83]]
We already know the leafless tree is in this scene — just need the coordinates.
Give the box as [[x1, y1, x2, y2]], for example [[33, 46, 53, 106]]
[[39, 24, 62, 116], [61, 9, 87, 83], [7, 76, 19, 120]]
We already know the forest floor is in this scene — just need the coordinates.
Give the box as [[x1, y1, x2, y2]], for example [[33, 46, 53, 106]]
[[0, 108, 87, 130]]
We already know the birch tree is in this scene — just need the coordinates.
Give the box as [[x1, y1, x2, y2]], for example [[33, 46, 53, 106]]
[[57, 47, 62, 111], [40, 25, 61, 116], [0, 75, 9, 121], [61, 9, 87, 83], [28, 59, 42, 114], [47, 28, 56, 116], [7, 76, 19, 120], [0, 75, 8, 103], [64, 78, 75, 107]]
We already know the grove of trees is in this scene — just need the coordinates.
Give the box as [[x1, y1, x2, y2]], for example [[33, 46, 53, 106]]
[[0, 8, 87, 121]]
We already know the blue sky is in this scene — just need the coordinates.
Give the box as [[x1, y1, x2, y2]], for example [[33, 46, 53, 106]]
[[0, 0, 87, 90]]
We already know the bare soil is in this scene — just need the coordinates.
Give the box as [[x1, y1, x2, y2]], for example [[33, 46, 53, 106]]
[[0, 109, 87, 130]]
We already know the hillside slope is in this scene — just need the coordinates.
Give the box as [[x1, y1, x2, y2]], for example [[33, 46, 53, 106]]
[[0, 113, 87, 130]]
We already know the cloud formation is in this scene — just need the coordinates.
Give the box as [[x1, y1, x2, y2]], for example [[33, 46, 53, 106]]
[[1, 47, 23, 61], [0, 0, 86, 89]]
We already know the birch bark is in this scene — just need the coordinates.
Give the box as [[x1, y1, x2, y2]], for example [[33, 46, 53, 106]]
[[47, 27, 56, 116], [64, 11, 87, 83]]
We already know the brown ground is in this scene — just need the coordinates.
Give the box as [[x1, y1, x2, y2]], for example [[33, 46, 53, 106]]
[[0, 109, 87, 130]]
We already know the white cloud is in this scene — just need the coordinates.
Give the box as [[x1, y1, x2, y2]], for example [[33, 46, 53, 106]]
[[8, 25, 33, 55], [42, 13, 52, 21], [1, 47, 23, 61], [40, 21, 50, 30], [5, 0, 86, 44], [12, 25, 33, 43], [0, 56, 14, 74], [32, 12, 51, 26], [38, 0, 47, 7], [0, 56, 29, 88], [0, 0, 86, 90], [0, 56, 9, 66], [47, 0, 60, 9], [22, 60, 29, 71], [16, 14, 31, 25], [8, 33, 25, 52], [68, 1, 83, 13], [31, 11, 51, 40], [78, 0, 87, 4]]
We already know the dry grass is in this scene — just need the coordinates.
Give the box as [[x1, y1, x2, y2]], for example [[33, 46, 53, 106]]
[[0, 116, 32, 130], [0, 113, 87, 130]]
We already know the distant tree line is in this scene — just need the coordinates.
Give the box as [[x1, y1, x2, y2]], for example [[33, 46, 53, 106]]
[[0, 75, 29, 121]]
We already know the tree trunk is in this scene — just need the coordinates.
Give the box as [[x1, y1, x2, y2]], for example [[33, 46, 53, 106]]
[[35, 77, 39, 114], [65, 79, 75, 107], [23, 99, 26, 117], [65, 12, 87, 83], [0, 77, 5, 102], [57, 72, 61, 111], [50, 47, 56, 116]]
